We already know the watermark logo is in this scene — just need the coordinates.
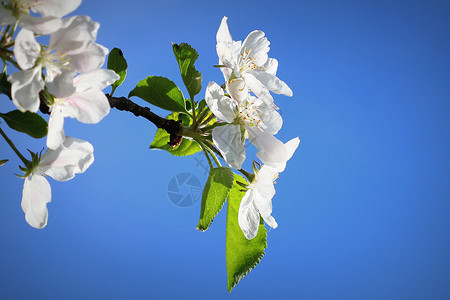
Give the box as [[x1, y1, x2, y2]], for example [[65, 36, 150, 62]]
[[167, 173, 202, 207]]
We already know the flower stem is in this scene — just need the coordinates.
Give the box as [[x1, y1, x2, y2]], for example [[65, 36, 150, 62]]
[[206, 147, 221, 167], [200, 139, 223, 167], [0, 25, 11, 44], [200, 121, 227, 132], [203, 140, 223, 159], [0, 127, 30, 166], [110, 85, 117, 97], [238, 168, 255, 183], [197, 139, 213, 170]]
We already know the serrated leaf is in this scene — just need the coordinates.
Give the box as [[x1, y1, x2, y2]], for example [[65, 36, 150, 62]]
[[129, 76, 186, 113], [172, 43, 202, 100], [226, 174, 267, 292], [0, 72, 11, 100], [107, 48, 128, 89], [0, 110, 47, 138], [197, 167, 234, 231], [150, 112, 201, 156]]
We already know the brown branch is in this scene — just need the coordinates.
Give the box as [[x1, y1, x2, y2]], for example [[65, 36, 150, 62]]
[[106, 94, 183, 147], [38, 92, 183, 147]]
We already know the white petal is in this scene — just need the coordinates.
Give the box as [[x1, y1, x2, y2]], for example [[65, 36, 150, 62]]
[[69, 43, 109, 73], [8, 67, 44, 112], [60, 88, 110, 123], [268, 137, 300, 173], [205, 81, 236, 123], [249, 70, 293, 97], [242, 72, 274, 106], [253, 191, 277, 229], [40, 137, 94, 181], [46, 106, 65, 150], [21, 175, 51, 229], [216, 16, 232, 44], [258, 101, 283, 135], [255, 165, 276, 200], [227, 77, 248, 104], [238, 189, 261, 240], [74, 69, 119, 92], [254, 166, 278, 229], [212, 124, 245, 169], [19, 15, 62, 35], [14, 29, 40, 70], [50, 16, 99, 55], [263, 58, 278, 76], [45, 70, 76, 98], [32, 0, 82, 18], [247, 127, 288, 167], [240, 30, 270, 67]]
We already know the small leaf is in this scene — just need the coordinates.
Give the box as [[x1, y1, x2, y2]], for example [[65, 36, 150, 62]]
[[172, 43, 202, 100], [0, 72, 11, 100], [150, 112, 201, 156], [197, 167, 234, 231], [0, 110, 47, 138], [197, 99, 207, 113], [107, 48, 128, 89], [129, 76, 186, 113], [226, 174, 267, 292], [0, 159, 8, 166]]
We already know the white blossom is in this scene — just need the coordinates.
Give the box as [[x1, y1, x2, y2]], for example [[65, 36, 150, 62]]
[[9, 15, 108, 112], [205, 81, 286, 169], [238, 137, 299, 239], [21, 137, 94, 229], [0, 0, 82, 34], [216, 16, 293, 106], [46, 69, 119, 149]]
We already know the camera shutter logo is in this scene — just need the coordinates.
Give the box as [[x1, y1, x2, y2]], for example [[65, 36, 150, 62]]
[[167, 173, 202, 207]]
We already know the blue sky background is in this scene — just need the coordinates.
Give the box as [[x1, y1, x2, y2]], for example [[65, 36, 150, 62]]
[[0, 0, 449, 299]]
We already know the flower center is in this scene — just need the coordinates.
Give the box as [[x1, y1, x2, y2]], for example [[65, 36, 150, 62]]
[[37, 49, 72, 80], [235, 99, 263, 127], [39, 49, 71, 70], [239, 47, 264, 74], [10, 0, 42, 17]]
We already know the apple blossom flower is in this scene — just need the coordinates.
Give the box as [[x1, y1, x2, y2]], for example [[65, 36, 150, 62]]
[[205, 81, 287, 169], [21, 136, 94, 229], [0, 0, 82, 34], [8, 15, 108, 112], [46, 69, 120, 149], [238, 137, 299, 239], [216, 16, 293, 106]]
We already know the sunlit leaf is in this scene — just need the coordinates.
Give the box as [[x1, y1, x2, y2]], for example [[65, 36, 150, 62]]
[[129, 76, 186, 113], [197, 167, 234, 231], [172, 43, 202, 100], [226, 174, 267, 292]]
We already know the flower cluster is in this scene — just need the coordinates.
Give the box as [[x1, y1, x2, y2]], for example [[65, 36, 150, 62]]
[[206, 17, 299, 239], [0, 0, 118, 228]]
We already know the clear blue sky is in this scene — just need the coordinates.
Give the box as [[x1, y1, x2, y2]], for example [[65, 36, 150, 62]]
[[0, 0, 449, 299]]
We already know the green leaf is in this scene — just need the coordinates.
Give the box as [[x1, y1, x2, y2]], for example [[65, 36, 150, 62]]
[[150, 112, 201, 156], [197, 167, 234, 231], [0, 159, 8, 166], [172, 43, 202, 100], [129, 76, 186, 113], [0, 110, 47, 138], [107, 48, 128, 89], [226, 174, 267, 292]]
